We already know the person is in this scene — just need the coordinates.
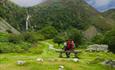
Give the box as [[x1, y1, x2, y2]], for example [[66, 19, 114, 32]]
[[66, 40, 71, 50], [71, 40, 75, 50], [63, 41, 67, 50], [65, 39, 75, 58]]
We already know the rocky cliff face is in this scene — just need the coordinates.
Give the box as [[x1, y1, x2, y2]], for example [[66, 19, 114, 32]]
[[0, 17, 20, 34]]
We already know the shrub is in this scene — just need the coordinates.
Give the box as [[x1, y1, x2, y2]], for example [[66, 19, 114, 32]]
[[15, 42, 31, 53], [29, 44, 45, 54], [0, 42, 15, 53], [91, 34, 104, 44], [29, 47, 43, 54], [21, 32, 44, 43], [53, 33, 68, 45], [0, 42, 31, 53], [66, 28, 82, 45], [40, 26, 58, 39], [103, 29, 115, 53], [53, 36, 65, 45], [8, 34, 22, 44], [0, 33, 9, 42]]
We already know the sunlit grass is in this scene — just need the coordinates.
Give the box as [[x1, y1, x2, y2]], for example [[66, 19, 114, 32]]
[[0, 40, 115, 70]]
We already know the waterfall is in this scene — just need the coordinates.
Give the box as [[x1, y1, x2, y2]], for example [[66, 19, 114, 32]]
[[26, 13, 31, 31]]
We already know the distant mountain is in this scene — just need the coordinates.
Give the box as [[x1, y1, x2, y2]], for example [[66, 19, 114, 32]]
[[102, 9, 115, 21], [0, 0, 114, 33], [30, 0, 114, 31]]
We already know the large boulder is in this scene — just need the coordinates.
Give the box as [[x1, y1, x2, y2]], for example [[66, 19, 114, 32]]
[[102, 60, 115, 68], [86, 44, 108, 52]]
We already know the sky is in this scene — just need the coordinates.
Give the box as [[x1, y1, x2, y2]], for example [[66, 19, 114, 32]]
[[10, 0, 115, 12], [85, 0, 115, 12], [10, 0, 46, 7]]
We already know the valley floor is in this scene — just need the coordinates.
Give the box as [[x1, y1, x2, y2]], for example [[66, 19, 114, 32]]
[[0, 41, 115, 70]]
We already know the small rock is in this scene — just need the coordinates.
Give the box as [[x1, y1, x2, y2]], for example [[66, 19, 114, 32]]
[[48, 44, 54, 50], [16, 60, 26, 65], [36, 58, 44, 62], [59, 65, 64, 70], [73, 58, 79, 62]]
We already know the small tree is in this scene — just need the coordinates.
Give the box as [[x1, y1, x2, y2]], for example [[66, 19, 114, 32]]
[[53, 33, 68, 45], [22, 32, 39, 43], [40, 26, 58, 39], [103, 29, 115, 53], [8, 34, 22, 44], [91, 34, 104, 44], [66, 28, 82, 46]]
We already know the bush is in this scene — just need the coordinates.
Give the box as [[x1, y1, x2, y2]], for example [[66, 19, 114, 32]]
[[29, 47, 43, 54], [21, 32, 44, 43], [0, 42, 14, 53], [91, 34, 104, 44], [53, 33, 68, 45], [66, 28, 82, 45], [40, 26, 58, 39], [0, 42, 31, 53], [8, 34, 22, 44], [29, 43, 45, 54], [0, 33, 9, 42], [103, 29, 115, 53], [15, 42, 31, 53]]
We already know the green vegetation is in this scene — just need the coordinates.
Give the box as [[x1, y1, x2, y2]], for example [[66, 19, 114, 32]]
[[102, 9, 115, 21], [0, 42, 31, 53], [21, 32, 45, 43], [0, 1, 26, 31], [66, 28, 82, 44], [91, 34, 104, 44], [103, 29, 115, 53], [0, 33, 9, 42], [0, 0, 115, 70], [0, 32, 44, 53], [53, 33, 67, 45], [39, 26, 58, 39], [0, 32, 115, 70], [0, 0, 114, 32], [0, 48, 115, 70]]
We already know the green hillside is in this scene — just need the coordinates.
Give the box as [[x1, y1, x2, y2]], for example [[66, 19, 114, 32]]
[[102, 9, 115, 22], [0, 0, 114, 32], [29, 0, 114, 32], [0, 0, 115, 70], [0, 0, 26, 31]]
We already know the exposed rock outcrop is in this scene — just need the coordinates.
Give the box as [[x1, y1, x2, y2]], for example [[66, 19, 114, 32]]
[[84, 26, 98, 40], [0, 17, 20, 34], [86, 44, 108, 52], [102, 60, 115, 68]]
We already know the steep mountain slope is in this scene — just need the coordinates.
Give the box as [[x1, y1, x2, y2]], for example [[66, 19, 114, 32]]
[[0, 17, 20, 34], [0, 0, 114, 32], [0, 0, 26, 31], [29, 0, 115, 31], [102, 9, 115, 21]]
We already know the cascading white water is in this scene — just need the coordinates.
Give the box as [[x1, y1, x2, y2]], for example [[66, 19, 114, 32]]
[[26, 13, 31, 31]]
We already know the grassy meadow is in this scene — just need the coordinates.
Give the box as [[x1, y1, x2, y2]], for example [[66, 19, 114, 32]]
[[0, 40, 115, 70]]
